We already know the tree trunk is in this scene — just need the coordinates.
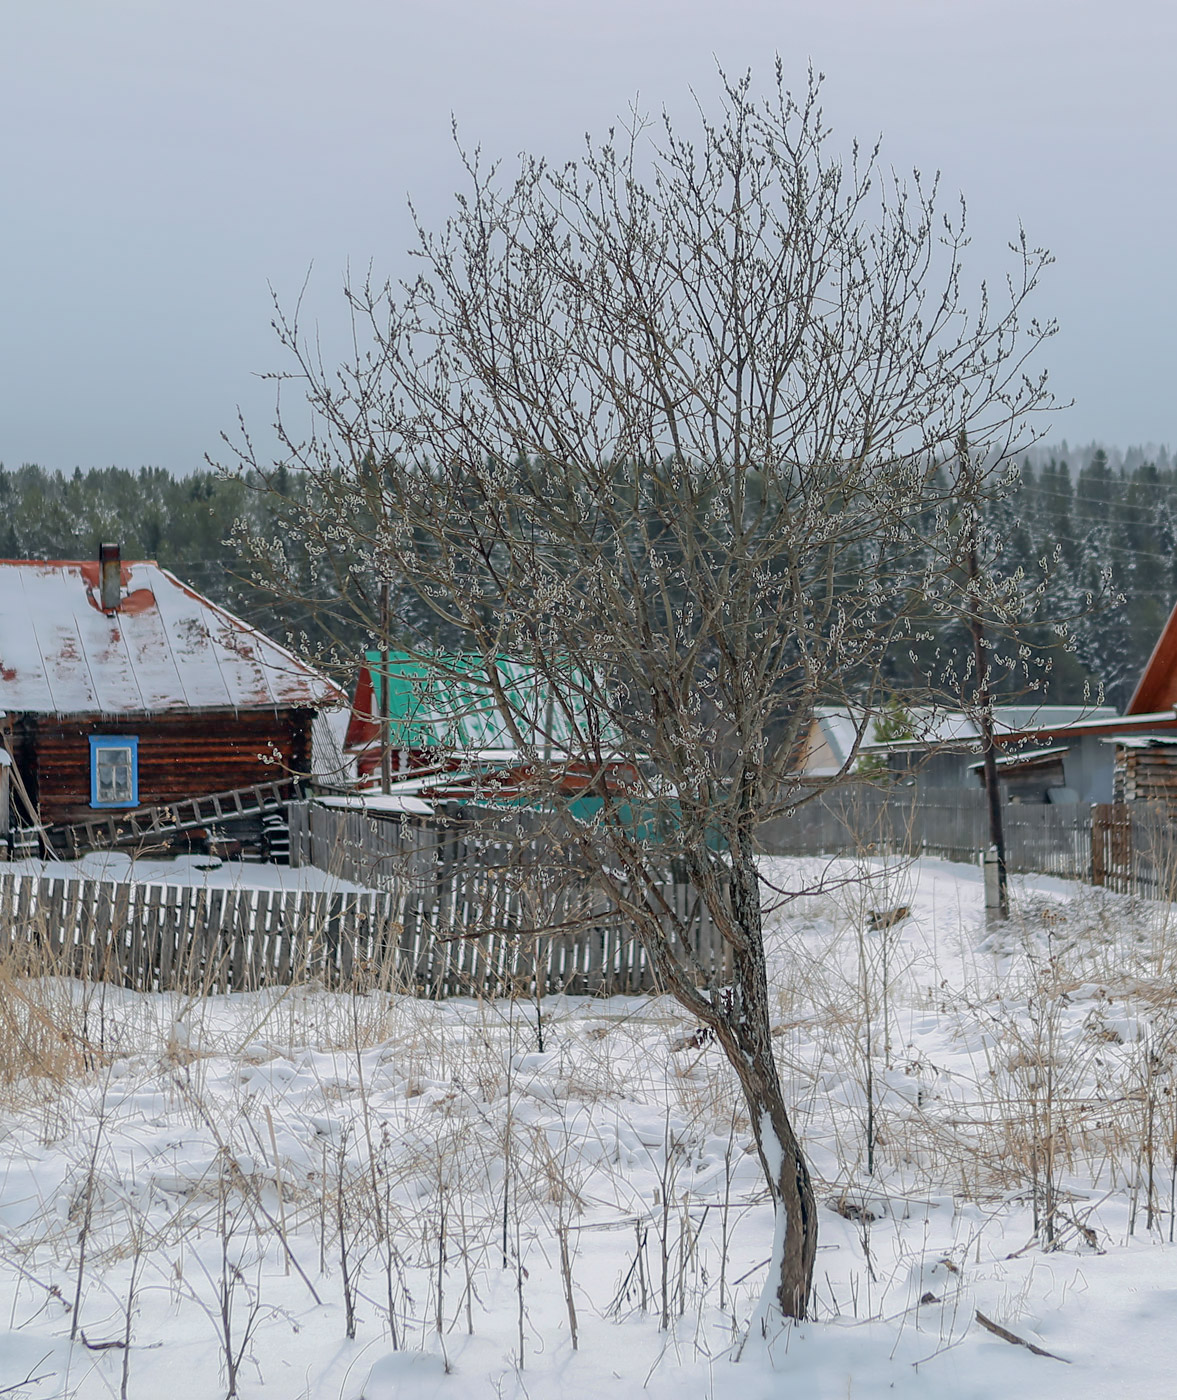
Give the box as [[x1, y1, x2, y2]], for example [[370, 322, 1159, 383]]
[[716, 853, 818, 1323]]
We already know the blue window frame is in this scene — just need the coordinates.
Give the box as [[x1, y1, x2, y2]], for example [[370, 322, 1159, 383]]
[[89, 736, 139, 809]]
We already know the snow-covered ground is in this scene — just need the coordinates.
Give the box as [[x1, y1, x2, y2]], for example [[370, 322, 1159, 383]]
[[2, 856, 1177, 1398], [9, 850, 373, 894]]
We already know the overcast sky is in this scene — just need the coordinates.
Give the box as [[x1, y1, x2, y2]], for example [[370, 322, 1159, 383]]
[[2, 0, 1173, 475]]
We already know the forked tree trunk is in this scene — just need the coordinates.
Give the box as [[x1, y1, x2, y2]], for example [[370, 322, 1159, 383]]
[[714, 854, 818, 1322]]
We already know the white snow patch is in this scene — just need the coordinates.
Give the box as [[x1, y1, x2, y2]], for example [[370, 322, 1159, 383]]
[[0, 857, 1174, 1397]]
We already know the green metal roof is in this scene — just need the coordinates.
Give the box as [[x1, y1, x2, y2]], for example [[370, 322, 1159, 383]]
[[364, 652, 597, 752]]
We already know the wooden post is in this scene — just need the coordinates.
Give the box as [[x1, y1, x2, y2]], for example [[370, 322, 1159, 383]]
[[982, 847, 1003, 918]]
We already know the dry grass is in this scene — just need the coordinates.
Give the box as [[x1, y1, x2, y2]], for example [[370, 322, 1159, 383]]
[[0, 943, 104, 1095], [11, 858, 1177, 1394]]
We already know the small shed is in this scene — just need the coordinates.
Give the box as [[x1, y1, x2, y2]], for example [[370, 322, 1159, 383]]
[[0, 550, 344, 841], [968, 745, 1074, 804], [794, 706, 869, 779]]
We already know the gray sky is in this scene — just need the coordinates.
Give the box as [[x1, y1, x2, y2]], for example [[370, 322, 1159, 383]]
[[2, 0, 1173, 474]]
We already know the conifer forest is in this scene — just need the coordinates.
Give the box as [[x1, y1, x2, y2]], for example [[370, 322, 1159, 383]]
[[1, 442, 1171, 710]]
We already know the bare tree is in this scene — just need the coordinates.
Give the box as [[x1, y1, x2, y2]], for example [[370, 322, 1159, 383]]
[[224, 66, 1056, 1324]]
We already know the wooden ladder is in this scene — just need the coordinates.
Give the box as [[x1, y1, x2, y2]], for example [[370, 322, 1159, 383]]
[[44, 779, 299, 859]]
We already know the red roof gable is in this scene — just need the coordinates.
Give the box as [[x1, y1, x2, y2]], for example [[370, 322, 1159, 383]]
[[1126, 598, 1177, 715]]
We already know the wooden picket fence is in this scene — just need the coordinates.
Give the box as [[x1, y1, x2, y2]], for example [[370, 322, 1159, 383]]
[[0, 856, 724, 999], [11, 787, 1177, 997], [0, 872, 397, 994], [289, 800, 727, 997], [288, 800, 436, 892], [1090, 803, 1177, 898]]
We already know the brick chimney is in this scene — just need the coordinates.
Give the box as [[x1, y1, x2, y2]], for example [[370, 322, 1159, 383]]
[[98, 542, 121, 612]]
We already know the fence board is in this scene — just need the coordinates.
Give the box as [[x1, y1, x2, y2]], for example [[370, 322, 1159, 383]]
[[2, 809, 717, 999]]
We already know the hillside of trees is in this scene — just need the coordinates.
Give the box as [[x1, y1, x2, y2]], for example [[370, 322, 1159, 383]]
[[0, 463, 350, 666], [1, 447, 1173, 711]]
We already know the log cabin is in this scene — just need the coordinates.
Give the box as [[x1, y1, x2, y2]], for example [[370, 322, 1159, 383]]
[[0, 547, 344, 847]]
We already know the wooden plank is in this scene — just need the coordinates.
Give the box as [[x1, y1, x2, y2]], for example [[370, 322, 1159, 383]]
[[60, 878, 83, 972], [337, 896, 356, 987], [155, 886, 176, 990], [197, 888, 223, 993], [173, 884, 197, 991], [397, 890, 420, 994], [321, 893, 340, 988], [0, 875, 14, 963], [14, 878, 34, 962], [302, 891, 326, 983], [215, 888, 237, 994], [273, 891, 296, 983], [107, 882, 133, 986], [76, 881, 105, 982], [124, 883, 145, 990], [174, 886, 199, 991], [139, 885, 163, 993], [370, 892, 398, 988], [281, 890, 303, 983], [251, 888, 274, 986], [349, 892, 370, 984], [39, 880, 65, 971], [0, 874, 16, 961], [252, 887, 273, 983], [226, 889, 249, 993]]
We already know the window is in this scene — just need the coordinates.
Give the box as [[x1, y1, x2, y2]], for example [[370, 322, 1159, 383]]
[[89, 736, 139, 808]]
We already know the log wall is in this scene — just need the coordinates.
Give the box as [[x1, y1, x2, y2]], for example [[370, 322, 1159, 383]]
[[16, 709, 312, 825], [1113, 746, 1177, 807]]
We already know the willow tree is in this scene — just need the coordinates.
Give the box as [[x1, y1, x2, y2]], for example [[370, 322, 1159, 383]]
[[226, 68, 1055, 1325]]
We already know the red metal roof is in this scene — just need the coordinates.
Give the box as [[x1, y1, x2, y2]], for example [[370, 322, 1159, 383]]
[[1126, 598, 1177, 715], [0, 559, 345, 717]]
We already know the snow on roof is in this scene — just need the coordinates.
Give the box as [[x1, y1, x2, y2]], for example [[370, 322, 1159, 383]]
[[967, 745, 1071, 771], [311, 706, 353, 784], [1104, 734, 1177, 749], [995, 710, 1177, 739], [854, 707, 978, 752], [811, 707, 868, 772], [0, 559, 344, 717], [315, 792, 434, 817], [859, 704, 1120, 752], [991, 704, 1116, 731]]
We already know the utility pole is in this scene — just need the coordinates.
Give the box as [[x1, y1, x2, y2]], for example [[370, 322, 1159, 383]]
[[379, 581, 392, 795], [960, 435, 1008, 919]]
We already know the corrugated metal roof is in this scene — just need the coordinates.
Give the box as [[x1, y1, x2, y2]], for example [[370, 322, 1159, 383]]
[[363, 651, 602, 752], [0, 559, 344, 717], [858, 704, 1119, 752], [311, 707, 353, 783]]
